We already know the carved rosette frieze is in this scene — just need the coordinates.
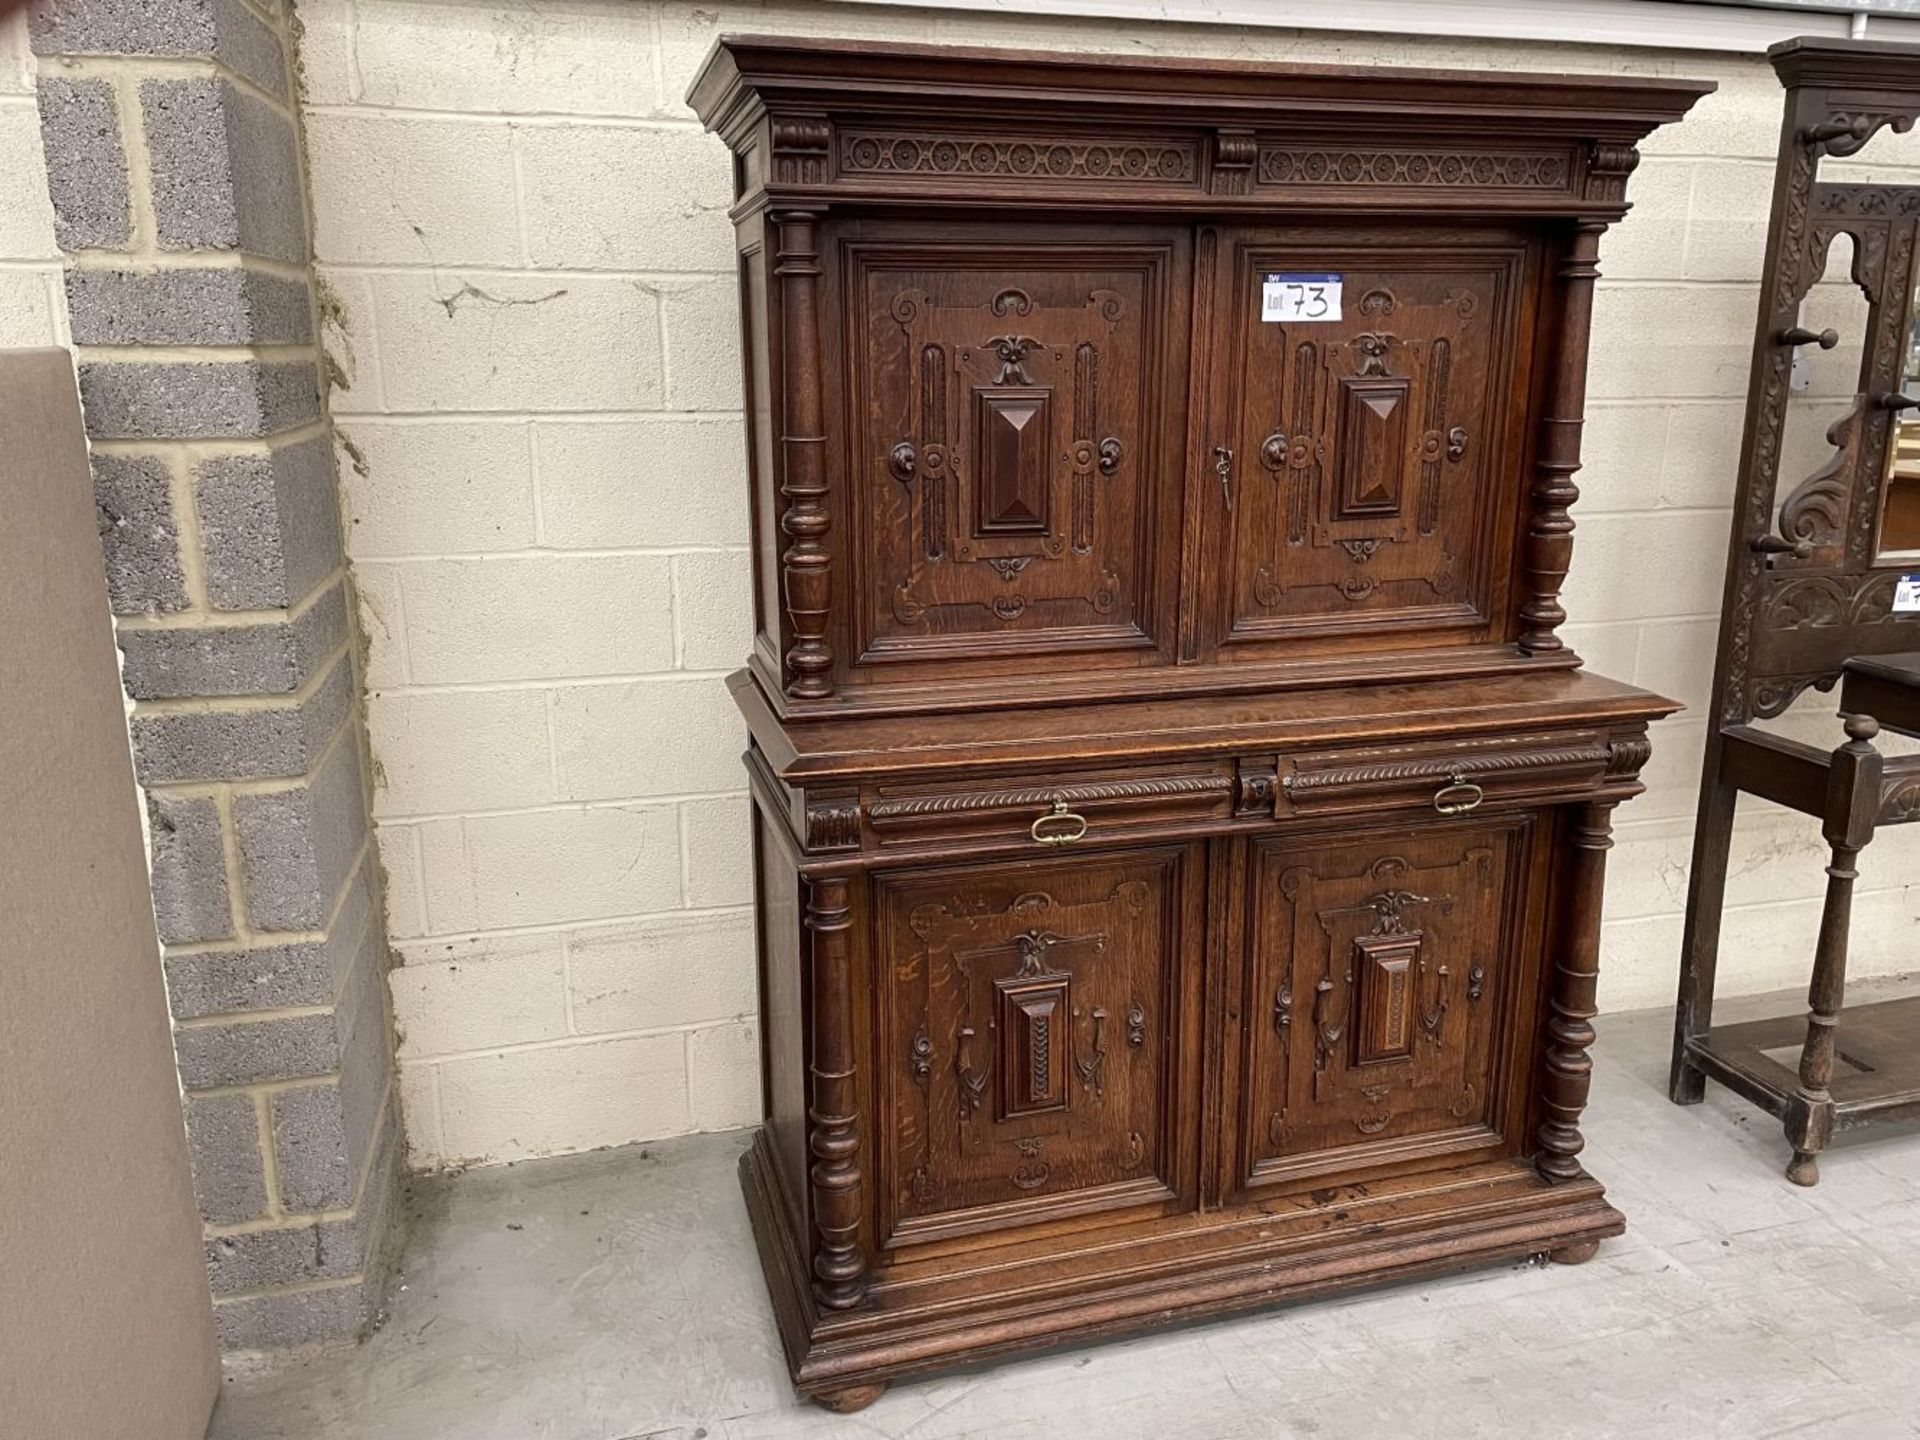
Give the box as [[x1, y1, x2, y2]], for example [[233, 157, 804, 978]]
[[842, 131, 1197, 183], [1259, 146, 1571, 191]]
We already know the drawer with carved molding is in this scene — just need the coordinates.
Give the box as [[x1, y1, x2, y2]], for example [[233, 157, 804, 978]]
[[863, 759, 1238, 852], [1250, 727, 1648, 822]]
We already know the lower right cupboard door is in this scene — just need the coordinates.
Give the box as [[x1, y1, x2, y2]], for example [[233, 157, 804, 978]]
[[1231, 814, 1546, 1194]]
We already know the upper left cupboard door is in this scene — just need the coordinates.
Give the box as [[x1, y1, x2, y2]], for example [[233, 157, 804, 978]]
[[839, 225, 1190, 683]]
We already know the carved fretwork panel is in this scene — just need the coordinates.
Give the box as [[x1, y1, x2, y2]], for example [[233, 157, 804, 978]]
[[1729, 196, 1920, 721], [1235, 820, 1526, 1190], [876, 848, 1194, 1246], [850, 235, 1185, 670], [1211, 234, 1528, 650]]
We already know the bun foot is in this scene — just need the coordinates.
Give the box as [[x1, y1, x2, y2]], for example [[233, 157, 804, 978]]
[[814, 1382, 888, 1414], [1547, 1238, 1601, 1266], [1786, 1150, 1820, 1187]]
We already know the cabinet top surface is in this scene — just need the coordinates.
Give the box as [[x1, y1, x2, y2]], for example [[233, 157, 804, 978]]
[[734, 668, 1679, 783], [690, 34, 1713, 140]]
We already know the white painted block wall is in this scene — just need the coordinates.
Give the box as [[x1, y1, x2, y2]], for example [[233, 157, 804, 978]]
[[292, 0, 1920, 1170], [0, 14, 68, 349]]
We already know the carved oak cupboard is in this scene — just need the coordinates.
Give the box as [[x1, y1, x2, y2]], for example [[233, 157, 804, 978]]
[[690, 38, 1710, 1409]]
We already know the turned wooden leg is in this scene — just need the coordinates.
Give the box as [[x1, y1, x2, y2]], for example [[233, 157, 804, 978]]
[[1538, 801, 1615, 1183], [1784, 845, 1858, 1188], [1671, 769, 1738, 1105], [1784, 715, 1882, 1187], [1548, 1238, 1602, 1266], [805, 873, 867, 1307], [814, 1382, 888, 1414]]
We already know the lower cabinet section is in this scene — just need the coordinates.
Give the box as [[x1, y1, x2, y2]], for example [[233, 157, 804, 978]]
[[874, 845, 1203, 1247], [743, 790, 1632, 1405]]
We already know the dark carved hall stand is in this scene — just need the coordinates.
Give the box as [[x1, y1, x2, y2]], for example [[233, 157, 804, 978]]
[[1670, 38, 1920, 1185], [691, 39, 1709, 1409]]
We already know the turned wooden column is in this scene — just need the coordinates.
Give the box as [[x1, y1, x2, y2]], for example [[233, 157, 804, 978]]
[[805, 873, 866, 1308], [1785, 714, 1883, 1186], [1537, 800, 1616, 1182], [1519, 218, 1607, 654], [774, 209, 834, 700]]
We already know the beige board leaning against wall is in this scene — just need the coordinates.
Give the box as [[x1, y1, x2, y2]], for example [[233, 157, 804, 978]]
[[0, 14, 220, 1438], [289, 0, 1920, 1170]]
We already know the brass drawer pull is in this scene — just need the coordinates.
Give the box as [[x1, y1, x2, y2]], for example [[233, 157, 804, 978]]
[[1030, 798, 1089, 846], [1433, 772, 1485, 816]]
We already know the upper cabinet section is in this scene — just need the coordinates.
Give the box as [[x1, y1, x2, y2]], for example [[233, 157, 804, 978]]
[[690, 39, 1712, 720]]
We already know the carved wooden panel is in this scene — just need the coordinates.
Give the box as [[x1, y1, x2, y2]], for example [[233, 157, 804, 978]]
[[1208, 233, 1530, 652], [849, 233, 1185, 670], [1234, 818, 1528, 1190], [876, 846, 1195, 1246]]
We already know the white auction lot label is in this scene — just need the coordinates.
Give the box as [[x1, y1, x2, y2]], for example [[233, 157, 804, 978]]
[[1895, 572, 1920, 614], [1262, 272, 1343, 323]]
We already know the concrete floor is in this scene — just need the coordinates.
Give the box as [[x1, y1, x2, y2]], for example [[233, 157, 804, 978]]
[[211, 979, 1920, 1440]]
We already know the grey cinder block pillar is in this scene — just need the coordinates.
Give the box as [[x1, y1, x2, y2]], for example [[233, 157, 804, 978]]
[[28, 0, 402, 1350]]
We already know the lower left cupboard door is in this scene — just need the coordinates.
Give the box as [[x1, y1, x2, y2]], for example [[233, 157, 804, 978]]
[[874, 843, 1202, 1250]]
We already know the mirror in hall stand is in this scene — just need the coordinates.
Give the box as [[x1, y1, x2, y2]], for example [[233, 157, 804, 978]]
[[1883, 305, 1920, 558]]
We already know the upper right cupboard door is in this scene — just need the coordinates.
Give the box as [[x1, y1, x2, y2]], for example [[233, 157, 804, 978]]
[[1202, 226, 1541, 661]]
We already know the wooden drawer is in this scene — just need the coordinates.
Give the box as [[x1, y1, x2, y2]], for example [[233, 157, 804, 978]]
[[864, 760, 1236, 852], [1266, 728, 1616, 821]]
